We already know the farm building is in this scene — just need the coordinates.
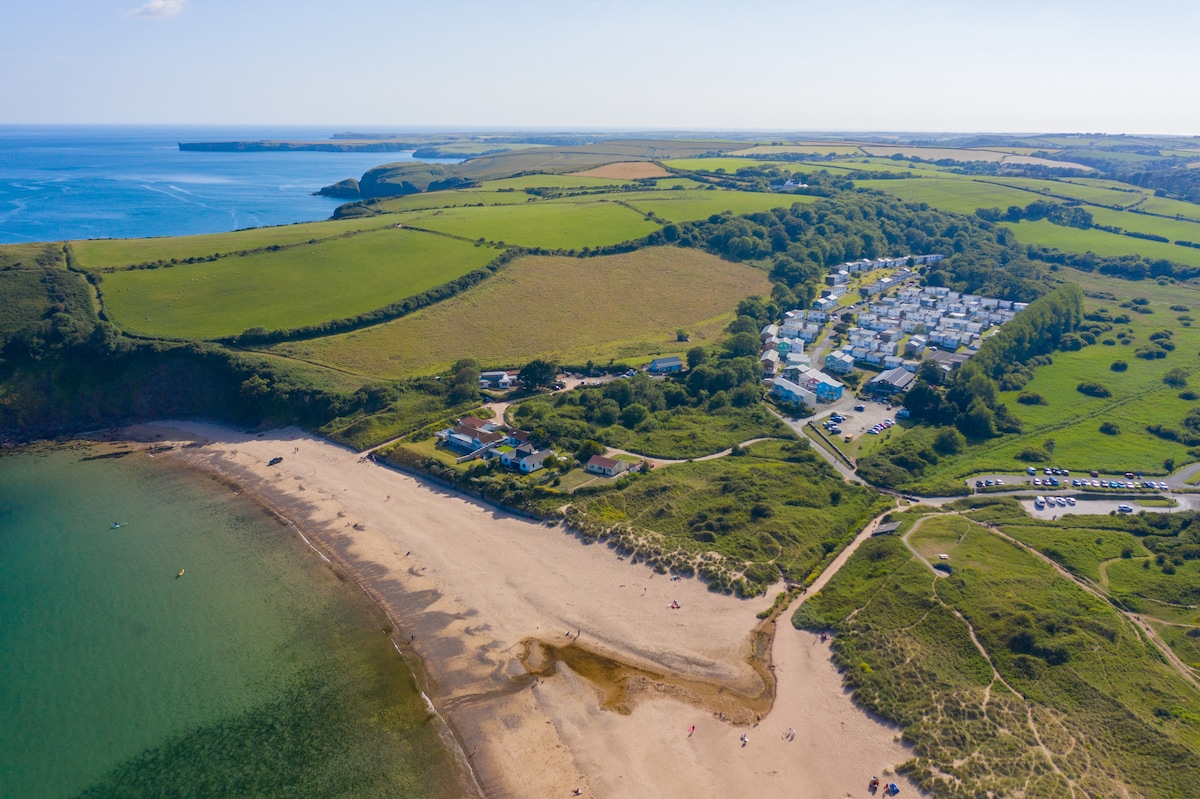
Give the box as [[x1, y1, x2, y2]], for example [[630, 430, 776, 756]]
[[647, 356, 684, 373]]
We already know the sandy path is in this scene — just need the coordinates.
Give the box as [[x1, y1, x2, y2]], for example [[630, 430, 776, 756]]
[[136, 422, 918, 798]]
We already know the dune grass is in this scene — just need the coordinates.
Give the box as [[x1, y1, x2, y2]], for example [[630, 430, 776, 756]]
[[270, 247, 772, 379], [100, 229, 499, 340], [795, 513, 1200, 798]]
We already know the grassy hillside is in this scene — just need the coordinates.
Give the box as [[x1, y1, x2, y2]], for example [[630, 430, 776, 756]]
[[1011, 219, 1200, 267], [100, 229, 499, 340], [397, 200, 660, 249], [269, 247, 772, 379], [795, 511, 1200, 798], [618, 190, 814, 223]]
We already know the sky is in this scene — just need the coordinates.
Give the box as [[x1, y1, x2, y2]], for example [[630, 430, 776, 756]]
[[1, 0, 1198, 135]]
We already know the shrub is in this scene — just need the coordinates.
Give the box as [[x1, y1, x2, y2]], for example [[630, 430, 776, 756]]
[[1099, 421, 1121, 435], [1017, 391, 1047, 405], [1171, 305, 1191, 312], [1163, 368, 1188, 387], [1015, 447, 1051, 463], [1076, 381, 1112, 398], [1180, 391, 1199, 401], [1111, 361, 1128, 372]]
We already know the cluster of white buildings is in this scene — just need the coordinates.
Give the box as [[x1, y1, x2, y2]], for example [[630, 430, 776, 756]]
[[813, 254, 944, 312]]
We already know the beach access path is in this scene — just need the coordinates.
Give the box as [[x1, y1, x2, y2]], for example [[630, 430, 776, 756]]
[[140, 422, 919, 799]]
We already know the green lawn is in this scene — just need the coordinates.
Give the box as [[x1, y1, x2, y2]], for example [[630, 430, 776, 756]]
[[100, 229, 499, 340], [70, 217, 400, 269], [1088, 207, 1200, 243], [853, 177, 1042, 215], [396, 200, 660, 249], [659, 157, 783, 173]]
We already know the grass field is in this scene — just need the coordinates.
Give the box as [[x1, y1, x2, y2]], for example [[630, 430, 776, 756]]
[[854, 177, 1042, 214], [1010, 219, 1200, 267], [989, 177, 1148, 208], [617, 189, 813, 222], [100, 229, 499, 340], [396, 200, 660, 249], [271, 246, 772, 379], [470, 174, 638, 191], [886, 269, 1200, 489], [659, 157, 782, 173], [370, 190, 538, 214], [1087, 207, 1200, 243], [70, 217, 401, 268], [795, 512, 1200, 798], [726, 144, 864, 156]]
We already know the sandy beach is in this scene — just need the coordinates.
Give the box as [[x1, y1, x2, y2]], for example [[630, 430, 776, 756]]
[[132, 422, 919, 798]]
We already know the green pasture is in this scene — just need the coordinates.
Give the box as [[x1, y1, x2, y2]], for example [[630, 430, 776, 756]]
[[987, 177, 1147, 208], [1009, 219, 1200, 267], [1151, 622, 1200, 672], [727, 144, 864, 156], [70, 216, 400, 269], [271, 247, 771, 379], [795, 514, 1200, 797], [100, 229, 498, 340], [397, 200, 660, 249], [659, 157, 782, 173], [618, 189, 811, 223], [1088, 207, 1200, 243], [470, 174, 638, 191], [854, 177, 1041, 214], [370, 191, 536, 214], [1137, 195, 1200, 221]]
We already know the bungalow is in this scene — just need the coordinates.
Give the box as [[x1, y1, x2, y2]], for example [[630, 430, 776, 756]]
[[812, 296, 838, 312], [440, 424, 507, 453], [647, 356, 684, 373], [760, 323, 780, 340], [770, 376, 816, 407], [479, 370, 515, 390], [585, 455, 630, 477], [500, 443, 555, 473]]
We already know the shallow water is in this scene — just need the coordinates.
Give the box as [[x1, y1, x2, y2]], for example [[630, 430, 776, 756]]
[[0, 444, 477, 799]]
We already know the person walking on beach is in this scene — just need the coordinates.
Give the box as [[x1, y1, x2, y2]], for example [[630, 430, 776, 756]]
[[688, 725, 695, 737], [740, 733, 748, 747]]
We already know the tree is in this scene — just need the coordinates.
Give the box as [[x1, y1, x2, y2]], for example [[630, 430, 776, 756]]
[[917, 360, 944, 386], [621, 403, 649, 428], [575, 439, 605, 464], [519, 359, 557, 390], [687, 346, 709, 369], [723, 332, 761, 359], [933, 428, 965, 455]]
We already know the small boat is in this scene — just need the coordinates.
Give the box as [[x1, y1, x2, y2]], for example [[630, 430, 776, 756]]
[[111, 522, 122, 529], [176, 569, 185, 578], [268, 457, 283, 466]]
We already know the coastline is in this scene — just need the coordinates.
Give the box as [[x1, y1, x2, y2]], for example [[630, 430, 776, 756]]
[[116, 421, 920, 798]]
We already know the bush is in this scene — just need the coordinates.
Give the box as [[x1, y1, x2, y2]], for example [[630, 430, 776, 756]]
[[1016, 391, 1047, 405], [1163, 368, 1189, 387], [1099, 421, 1121, 435], [1180, 391, 1199, 401], [1110, 361, 1128, 372], [1076, 381, 1112, 398], [1015, 447, 1051, 463]]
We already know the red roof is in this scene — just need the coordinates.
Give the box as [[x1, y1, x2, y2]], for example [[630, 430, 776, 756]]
[[587, 455, 620, 470]]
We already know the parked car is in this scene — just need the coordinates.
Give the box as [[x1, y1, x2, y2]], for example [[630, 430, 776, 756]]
[[1090, 470, 1099, 478], [1117, 504, 1134, 513], [1027, 467, 1037, 475], [854, 404, 866, 412]]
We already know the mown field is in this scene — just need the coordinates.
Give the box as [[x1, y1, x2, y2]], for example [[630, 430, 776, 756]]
[[726, 144, 864, 156], [70, 216, 401, 268], [617, 189, 813, 223], [1011, 219, 1200, 267], [270, 247, 772, 379], [396, 200, 660, 249], [561, 438, 889, 594], [854, 177, 1039, 215], [100, 229, 499, 340], [659, 157, 782, 173], [795, 510, 1200, 798]]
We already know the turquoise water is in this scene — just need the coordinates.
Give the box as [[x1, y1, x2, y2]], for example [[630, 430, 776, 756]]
[[0, 445, 477, 799]]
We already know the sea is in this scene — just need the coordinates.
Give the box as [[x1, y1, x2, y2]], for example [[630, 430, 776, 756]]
[[0, 125, 457, 245], [0, 445, 478, 799], [0, 127, 478, 798]]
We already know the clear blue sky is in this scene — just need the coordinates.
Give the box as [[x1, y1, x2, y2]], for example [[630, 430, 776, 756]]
[[2, 0, 1197, 134]]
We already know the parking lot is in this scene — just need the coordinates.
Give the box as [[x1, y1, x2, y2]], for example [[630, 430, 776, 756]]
[[818, 398, 900, 440]]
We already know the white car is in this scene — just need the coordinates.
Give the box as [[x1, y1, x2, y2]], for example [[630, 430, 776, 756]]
[[1066, 497, 1076, 506]]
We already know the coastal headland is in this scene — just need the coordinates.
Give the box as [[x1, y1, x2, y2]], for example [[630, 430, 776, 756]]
[[131, 421, 918, 799]]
